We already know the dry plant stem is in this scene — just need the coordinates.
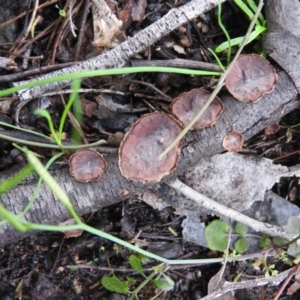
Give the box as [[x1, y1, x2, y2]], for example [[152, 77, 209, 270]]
[[0, 62, 76, 82], [158, 0, 264, 160], [272, 263, 300, 300], [16, 0, 226, 101], [201, 265, 297, 300], [75, 0, 90, 60], [18, 0, 39, 47], [68, 0, 77, 38], [168, 178, 296, 240], [59, 94, 88, 144], [0, 0, 58, 30], [131, 59, 222, 72], [217, 223, 232, 287], [50, 0, 81, 64], [129, 80, 172, 101], [14, 20, 56, 56]]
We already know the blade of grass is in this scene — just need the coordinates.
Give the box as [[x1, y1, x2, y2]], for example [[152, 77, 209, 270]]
[[24, 148, 82, 224], [0, 121, 54, 141], [217, 0, 231, 65], [0, 131, 106, 149], [0, 152, 64, 227], [34, 109, 60, 145], [58, 79, 81, 141], [0, 164, 33, 195], [246, 0, 265, 23], [0, 67, 221, 98]]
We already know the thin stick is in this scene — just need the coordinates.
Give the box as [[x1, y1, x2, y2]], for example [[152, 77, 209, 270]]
[[158, 0, 264, 160], [0, 0, 58, 30], [131, 58, 222, 72], [201, 265, 297, 300], [168, 178, 296, 241]]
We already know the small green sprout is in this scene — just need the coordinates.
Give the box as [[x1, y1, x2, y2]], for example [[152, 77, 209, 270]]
[[55, 4, 67, 18]]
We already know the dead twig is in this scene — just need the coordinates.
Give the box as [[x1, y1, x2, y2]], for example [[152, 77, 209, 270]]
[[131, 58, 222, 72], [74, 0, 91, 60], [201, 266, 298, 300], [0, 0, 58, 30], [272, 262, 300, 300]]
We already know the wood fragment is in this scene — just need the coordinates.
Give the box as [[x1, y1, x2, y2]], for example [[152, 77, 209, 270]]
[[0, 57, 17, 70]]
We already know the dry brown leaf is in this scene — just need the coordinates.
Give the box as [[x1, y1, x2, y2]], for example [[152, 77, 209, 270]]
[[286, 271, 300, 295], [131, 0, 147, 22], [91, 0, 122, 47]]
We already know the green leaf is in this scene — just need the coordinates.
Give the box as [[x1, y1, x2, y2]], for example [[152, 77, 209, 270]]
[[215, 26, 266, 53], [259, 235, 272, 249], [234, 222, 248, 236], [101, 276, 128, 294], [273, 236, 287, 247], [234, 237, 249, 253], [34, 108, 59, 144], [286, 216, 300, 235], [205, 220, 229, 252], [125, 277, 136, 286], [129, 255, 144, 276], [0, 164, 33, 195], [287, 243, 300, 257], [153, 277, 174, 291]]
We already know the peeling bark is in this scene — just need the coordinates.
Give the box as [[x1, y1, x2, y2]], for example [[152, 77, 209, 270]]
[[0, 69, 299, 248]]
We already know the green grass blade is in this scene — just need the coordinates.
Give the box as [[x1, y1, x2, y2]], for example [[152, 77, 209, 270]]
[[0, 67, 221, 97]]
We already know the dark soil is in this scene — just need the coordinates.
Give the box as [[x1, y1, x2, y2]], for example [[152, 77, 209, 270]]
[[1, 0, 300, 299]]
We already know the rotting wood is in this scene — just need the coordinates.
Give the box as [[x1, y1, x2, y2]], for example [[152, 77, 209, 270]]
[[15, 0, 226, 101], [0, 69, 299, 248]]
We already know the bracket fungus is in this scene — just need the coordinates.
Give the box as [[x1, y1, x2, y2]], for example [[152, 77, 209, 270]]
[[69, 149, 107, 182], [223, 131, 244, 152], [171, 88, 224, 130], [225, 54, 277, 103], [119, 112, 183, 183]]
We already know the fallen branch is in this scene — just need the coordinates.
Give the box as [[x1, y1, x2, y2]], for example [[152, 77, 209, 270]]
[[16, 0, 226, 101], [0, 69, 298, 248]]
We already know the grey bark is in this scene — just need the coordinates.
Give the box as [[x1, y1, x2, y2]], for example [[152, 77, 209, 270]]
[[0, 69, 299, 248]]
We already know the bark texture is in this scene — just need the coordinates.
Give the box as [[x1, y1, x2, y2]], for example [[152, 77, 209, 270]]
[[0, 69, 299, 248]]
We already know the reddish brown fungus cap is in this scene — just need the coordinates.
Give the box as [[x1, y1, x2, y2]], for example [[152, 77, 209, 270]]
[[171, 88, 224, 130], [119, 112, 183, 183], [223, 131, 244, 152], [225, 54, 277, 102], [59, 218, 84, 238], [69, 149, 107, 182], [264, 123, 280, 135]]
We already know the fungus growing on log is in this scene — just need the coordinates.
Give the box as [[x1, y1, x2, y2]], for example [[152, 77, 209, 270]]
[[264, 123, 280, 135], [119, 112, 183, 183], [225, 54, 277, 102], [171, 88, 224, 130], [223, 131, 244, 152], [69, 149, 107, 182]]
